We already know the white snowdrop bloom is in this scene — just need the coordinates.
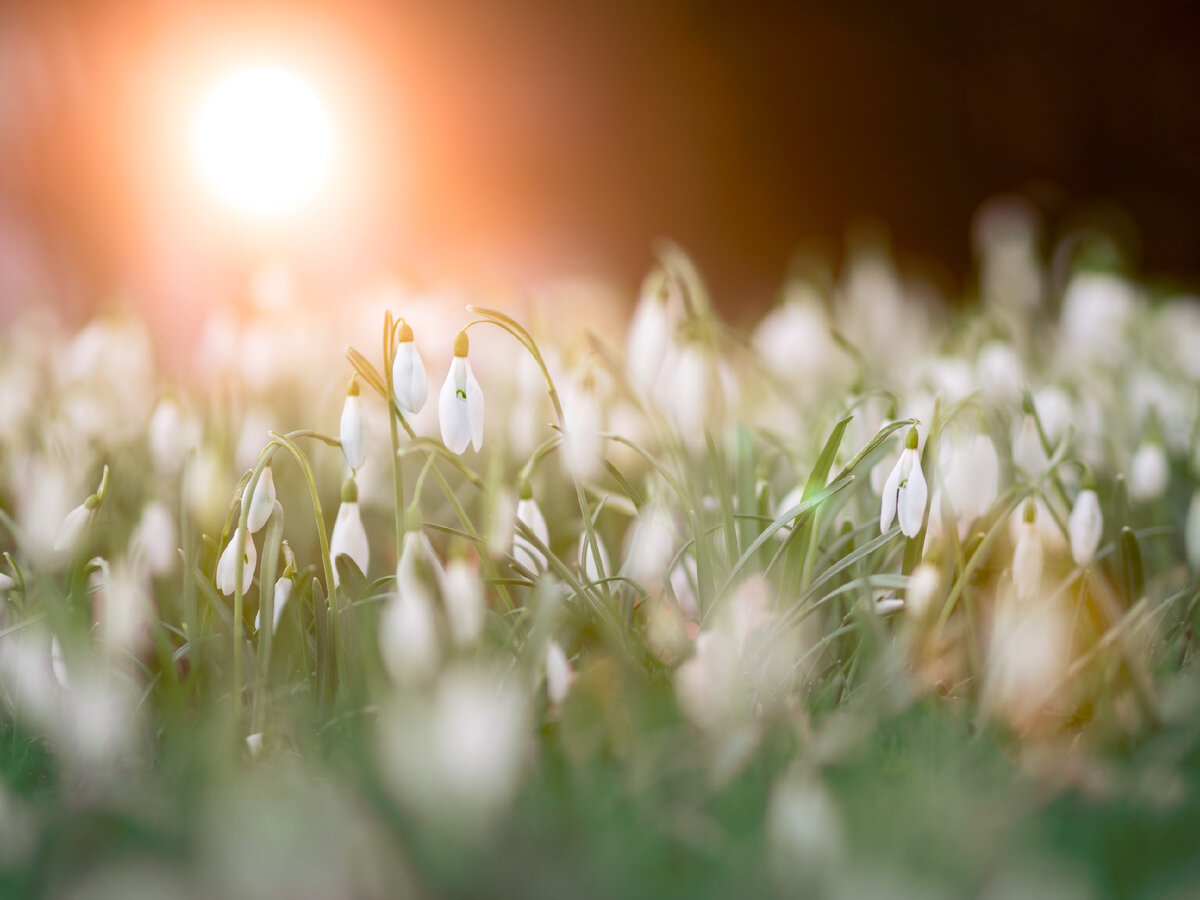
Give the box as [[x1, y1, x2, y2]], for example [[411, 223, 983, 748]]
[[906, 562, 941, 617], [1129, 442, 1169, 501], [242, 466, 276, 534], [1187, 491, 1200, 572], [1012, 503, 1043, 604], [148, 397, 196, 475], [377, 667, 530, 832], [751, 284, 847, 392], [245, 733, 264, 756], [561, 374, 604, 481], [1032, 386, 1074, 446], [670, 341, 713, 441], [1058, 270, 1139, 366], [215, 528, 256, 596], [577, 532, 611, 583], [513, 492, 550, 575], [875, 597, 905, 616], [442, 557, 485, 645], [438, 331, 484, 455], [379, 531, 443, 682], [879, 428, 928, 538], [975, 340, 1023, 404], [624, 503, 677, 588], [626, 268, 674, 391], [184, 447, 230, 528], [96, 559, 152, 657], [392, 321, 428, 415], [943, 433, 999, 531], [485, 487, 517, 559], [0, 572, 13, 596], [926, 356, 974, 403], [130, 501, 178, 576], [329, 488, 370, 586], [255, 576, 293, 635], [53, 501, 95, 556], [339, 380, 367, 471], [1012, 414, 1048, 477], [1068, 488, 1103, 567], [234, 407, 272, 472], [545, 640, 573, 707]]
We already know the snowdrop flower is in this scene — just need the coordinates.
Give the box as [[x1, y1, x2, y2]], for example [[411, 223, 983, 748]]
[[242, 466, 276, 534], [53, 465, 108, 556], [147, 396, 196, 475], [53, 501, 95, 556], [561, 372, 604, 481], [513, 483, 550, 574], [1012, 413, 1048, 477], [339, 378, 367, 471], [438, 330, 483, 454], [624, 502, 677, 587], [875, 597, 905, 616], [255, 575, 293, 635], [392, 320, 428, 415], [1129, 441, 1169, 501], [943, 433, 999, 532], [1012, 502, 1043, 603], [545, 640, 573, 707], [1068, 486, 1103, 567], [130, 501, 177, 576], [215, 527, 256, 596], [627, 267, 673, 391], [442, 554, 485, 645], [669, 341, 714, 441], [879, 427, 928, 538], [379, 528, 443, 682], [329, 477, 369, 586]]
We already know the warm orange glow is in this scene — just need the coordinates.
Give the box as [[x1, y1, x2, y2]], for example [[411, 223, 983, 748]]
[[194, 67, 330, 218]]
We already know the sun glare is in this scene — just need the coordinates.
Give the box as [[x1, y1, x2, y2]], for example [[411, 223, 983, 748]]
[[195, 67, 331, 218]]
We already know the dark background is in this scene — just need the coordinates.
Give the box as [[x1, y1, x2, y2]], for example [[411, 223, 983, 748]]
[[2, 0, 1199, 320]]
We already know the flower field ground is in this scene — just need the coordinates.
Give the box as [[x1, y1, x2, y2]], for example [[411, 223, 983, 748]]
[[2, 223, 1200, 899]]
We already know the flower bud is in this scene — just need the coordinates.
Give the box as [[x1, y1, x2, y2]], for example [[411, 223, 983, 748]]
[[340, 379, 367, 471], [215, 527, 256, 596], [1068, 488, 1103, 567], [242, 466, 276, 534], [392, 321, 429, 415]]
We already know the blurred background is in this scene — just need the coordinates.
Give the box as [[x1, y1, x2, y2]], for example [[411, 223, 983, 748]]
[[1, 0, 1199, 335]]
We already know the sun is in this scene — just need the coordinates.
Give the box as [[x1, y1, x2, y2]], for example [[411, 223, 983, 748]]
[[195, 67, 331, 218]]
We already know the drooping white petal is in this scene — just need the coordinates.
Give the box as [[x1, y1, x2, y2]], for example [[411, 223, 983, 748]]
[[465, 359, 484, 452], [379, 532, 444, 682], [243, 466, 276, 534], [339, 394, 367, 470], [392, 341, 428, 415], [546, 641, 573, 706], [513, 498, 550, 574], [1068, 489, 1103, 567], [439, 357, 483, 455], [1012, 523, 1043, 603], [627, 272, 672, 391], [1129, 442, 1168, 501], [896, 449, 928, 539], [442, 558, 485, 645], [256, 576, 293, 634], [215, 528, 256, 596], [879, 454, 903, 534], [130, 501, 177, 575], [330, 501, 370, 585], [53, 504, 93, 555], [1012, 415, 1048, 476]]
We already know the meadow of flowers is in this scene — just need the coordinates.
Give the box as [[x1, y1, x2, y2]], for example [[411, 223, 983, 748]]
[[2, 203, 1200, 898]]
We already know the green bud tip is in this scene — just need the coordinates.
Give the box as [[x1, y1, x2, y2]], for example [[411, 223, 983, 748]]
[[453, 330, 469, 358], [341, 477, 358, 503], [405, 505, 423, 531], [518, 476, 533, 501], [1021, 394, 1035, 416], [396, 320, 414, 343], [347, 377, 359, 397], [905, 426, 919, 450], [1023, 500, 1037, 524], [84, 494, 101, 511]]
